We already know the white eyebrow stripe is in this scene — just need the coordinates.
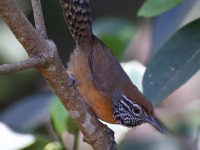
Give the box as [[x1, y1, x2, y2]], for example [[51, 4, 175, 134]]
[[121, 94, 133, 103], [120, 99, 130, 109]]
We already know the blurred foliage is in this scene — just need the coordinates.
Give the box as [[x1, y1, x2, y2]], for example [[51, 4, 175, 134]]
[[119, 139, 181, 150], [0, 69, 38, 109], [23, 135, 50, 150], [43, 142, 64, 150], [93, 18, 135, 60], [50, 98, 68, 137], [143, 18, 200, 106], [0, 0, 39, 110], [138, 0, 183, 17], [51, 98, 79, 150]]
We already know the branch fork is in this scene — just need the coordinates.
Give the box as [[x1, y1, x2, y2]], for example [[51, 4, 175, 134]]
[[0, 0, 116, 149]]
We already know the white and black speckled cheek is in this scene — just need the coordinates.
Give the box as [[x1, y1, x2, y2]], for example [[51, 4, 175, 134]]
[[112, 94, 146, 127]]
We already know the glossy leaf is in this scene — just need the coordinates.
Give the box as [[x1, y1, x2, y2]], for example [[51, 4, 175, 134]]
[[138, 0, 183, 17], [143, 18, 200, 105]]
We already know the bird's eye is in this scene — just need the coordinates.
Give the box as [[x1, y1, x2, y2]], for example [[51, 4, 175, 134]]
[[133, 107, 140, 114], [132, 105, 142, 115]]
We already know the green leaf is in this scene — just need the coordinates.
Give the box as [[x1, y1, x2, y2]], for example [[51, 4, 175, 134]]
[[50, 98, 78, 136], [51, 98, 79, 150], [100, 35, 125, 60], [43, 141, 64, 150], [138, 0, 183, 17], [51, 98, 68, 137], [143, 18, 200, 105]]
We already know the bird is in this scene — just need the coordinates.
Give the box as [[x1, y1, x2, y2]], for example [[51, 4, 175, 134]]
[[60, 0, 163, 133]]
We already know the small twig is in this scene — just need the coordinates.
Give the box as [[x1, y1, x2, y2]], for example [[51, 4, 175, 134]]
[[31, 0, 47, 38], [0, 57, 46, 74]]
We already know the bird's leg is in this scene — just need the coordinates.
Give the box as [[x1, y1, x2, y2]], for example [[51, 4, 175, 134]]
[[67, 75, 77, 88]]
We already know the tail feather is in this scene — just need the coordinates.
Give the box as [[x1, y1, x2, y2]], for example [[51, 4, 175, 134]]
[[60, 0, 93, 44]]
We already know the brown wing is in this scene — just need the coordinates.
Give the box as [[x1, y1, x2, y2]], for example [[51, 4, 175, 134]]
[[88, 36, 130, 96]]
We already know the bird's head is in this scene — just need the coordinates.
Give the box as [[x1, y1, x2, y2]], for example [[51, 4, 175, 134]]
[[112, 93, 163, 133]]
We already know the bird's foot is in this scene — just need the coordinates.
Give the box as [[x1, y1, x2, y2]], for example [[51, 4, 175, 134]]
[[67, 75, 77, 88]]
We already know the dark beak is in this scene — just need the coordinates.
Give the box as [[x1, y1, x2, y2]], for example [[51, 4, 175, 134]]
[[144, 116, 163, 134]]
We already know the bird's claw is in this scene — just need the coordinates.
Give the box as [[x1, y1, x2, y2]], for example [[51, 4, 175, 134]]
[[67, 75, 76, 88]]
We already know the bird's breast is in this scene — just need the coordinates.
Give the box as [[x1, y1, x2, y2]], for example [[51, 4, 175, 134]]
[[67, 50, 117, 124]]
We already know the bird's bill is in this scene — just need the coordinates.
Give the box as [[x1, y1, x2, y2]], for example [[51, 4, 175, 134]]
[[144, 116, 163, 134]]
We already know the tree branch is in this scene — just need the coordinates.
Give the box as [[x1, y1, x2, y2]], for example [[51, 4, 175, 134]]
[[31, 0, 47, 39], [0, 0, 116, 149], [0, 57, 46, 74]]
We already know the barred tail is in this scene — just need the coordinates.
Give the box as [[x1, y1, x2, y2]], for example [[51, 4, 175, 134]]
[[60, 0, 93, 44]]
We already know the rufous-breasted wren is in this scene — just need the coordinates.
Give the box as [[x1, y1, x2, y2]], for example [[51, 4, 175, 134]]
[[60, 0, 163, 133]]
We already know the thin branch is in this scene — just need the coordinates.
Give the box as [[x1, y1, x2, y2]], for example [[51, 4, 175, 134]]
[[31, 0, 47, 39], [0, 0, 116, 149], [0, 57, 46, 74]]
